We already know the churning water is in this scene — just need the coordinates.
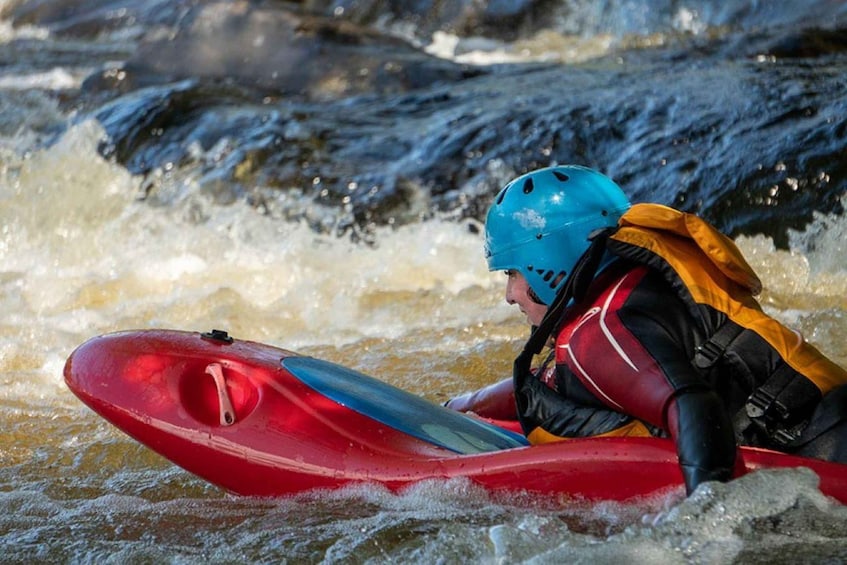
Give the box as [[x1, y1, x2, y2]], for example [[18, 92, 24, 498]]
[[2, 0, 847, 562]]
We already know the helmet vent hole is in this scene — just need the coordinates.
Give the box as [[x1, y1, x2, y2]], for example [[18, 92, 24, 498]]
[[495, 188, 507, 205], [542, 270, 554, 282], [601, 209, 609, 216], [553, 171, 570, 182], [552, 271, 566, 287], [522, 178, 534, 194]]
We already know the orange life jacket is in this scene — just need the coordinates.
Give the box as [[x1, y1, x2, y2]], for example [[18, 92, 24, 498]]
[[609, 203, 847, 396]]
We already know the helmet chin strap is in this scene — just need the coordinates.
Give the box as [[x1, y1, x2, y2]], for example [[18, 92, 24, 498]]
[[528, 287, 546, 305], [512, 227, 614, 434]]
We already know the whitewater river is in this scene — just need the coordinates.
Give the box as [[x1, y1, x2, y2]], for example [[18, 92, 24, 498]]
[[2, 0, 847, 562]]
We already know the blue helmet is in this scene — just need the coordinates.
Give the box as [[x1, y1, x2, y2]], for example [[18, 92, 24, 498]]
[[484, 165, 631, 305]]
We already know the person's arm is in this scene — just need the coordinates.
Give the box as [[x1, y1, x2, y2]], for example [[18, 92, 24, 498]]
[[581, 329, 737, 493], [666, 384, 737, 492], [567, 267, 738, 494], [617, 290, 737, 493], [445, 377, 516, 420]]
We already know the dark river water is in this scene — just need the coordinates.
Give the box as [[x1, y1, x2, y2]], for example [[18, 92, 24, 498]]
[[2, 0, 847, 562]]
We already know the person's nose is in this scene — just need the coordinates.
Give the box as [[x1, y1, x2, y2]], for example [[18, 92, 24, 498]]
[[505, 278, 516, 305]]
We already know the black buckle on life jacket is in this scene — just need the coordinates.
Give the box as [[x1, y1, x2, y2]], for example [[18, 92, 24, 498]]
[[746, 390, 804, 446], [745, 364, 817, 446], [693, 340, 726, 369], [693, 322, 744, 370], [746, 387, 789, 421]]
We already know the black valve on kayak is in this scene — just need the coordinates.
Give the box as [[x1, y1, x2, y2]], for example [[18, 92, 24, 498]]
[[201, 329, 234, 344]]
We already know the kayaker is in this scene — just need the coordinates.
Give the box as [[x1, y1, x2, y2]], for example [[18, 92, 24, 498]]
[[446, 165, 847, 495]]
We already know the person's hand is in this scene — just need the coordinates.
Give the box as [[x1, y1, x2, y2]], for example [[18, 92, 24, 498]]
[[444, 392, 474, 412]]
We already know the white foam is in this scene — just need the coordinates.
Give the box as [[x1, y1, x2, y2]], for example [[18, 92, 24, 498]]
[[0, 119, 516, 398], [0, 68, 82, 91], [0, 19, 49, 43], [425, 30, 615, 66]]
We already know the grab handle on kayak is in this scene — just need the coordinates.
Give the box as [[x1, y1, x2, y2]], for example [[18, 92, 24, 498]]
[[205, 363, 236, 426]]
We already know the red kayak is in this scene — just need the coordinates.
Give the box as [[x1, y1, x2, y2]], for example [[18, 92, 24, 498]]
[[63, 329, 847, 502]]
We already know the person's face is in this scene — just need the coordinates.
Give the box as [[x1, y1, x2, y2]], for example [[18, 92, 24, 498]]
[[504, 270, 548, 326]]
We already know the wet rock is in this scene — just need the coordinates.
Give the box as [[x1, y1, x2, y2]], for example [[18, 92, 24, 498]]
[[301, 0, 548, 40], [12, 0, 847, 245], [764, 27, 847, 58], [83, 1, 483, 101], [1, 0, 199, 38]]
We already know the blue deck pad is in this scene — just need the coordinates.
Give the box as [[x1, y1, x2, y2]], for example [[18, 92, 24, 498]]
[[281, 356, 529, 454]]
